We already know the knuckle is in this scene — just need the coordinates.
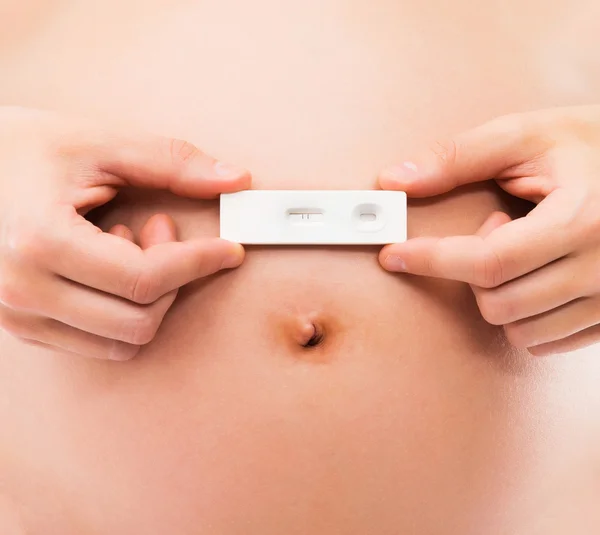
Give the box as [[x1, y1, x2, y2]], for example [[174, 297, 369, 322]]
[[168, 138, 203, 169], [0, 308, 34, 339], [472, 247, 505, 289], [6, 226, 48, 262], [124, 310, 160, 345], [0, 276, 33, 310], [578, 203, 600, 244], [587, 205, 600, 232], [492, 112, 526, 133], [430, 138, 458, 169], [0, 278, 14, 307], [127, 266, 160, 305], [425, 254, 436, 277], [424, 237, 447, 277], [494, 111, 550, 150], [549, 111, 593, 142], [493, 112, 538, 142]]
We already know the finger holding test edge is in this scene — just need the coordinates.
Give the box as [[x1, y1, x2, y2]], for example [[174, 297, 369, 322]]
[[58, 130, 250, 303], [1, 215, 184, 361], [50, 216, 244, 304], [379, 188, 576, 287], [0, 107, 253, 360], [375, 106, 600, 355], [93, 132, 251, 198], [376, 110, 575, 285]]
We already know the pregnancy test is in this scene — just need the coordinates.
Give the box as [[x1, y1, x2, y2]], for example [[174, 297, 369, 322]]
[[220, 190, 407, 245]]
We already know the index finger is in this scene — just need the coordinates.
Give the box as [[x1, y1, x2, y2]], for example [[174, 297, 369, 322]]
[[46, 215, 244, 304], [380, 188, 578, 287], [81, 129, 252, 199], [378, 111, 549, 198]]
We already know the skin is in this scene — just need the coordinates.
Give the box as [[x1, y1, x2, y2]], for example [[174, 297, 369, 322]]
[[0, 106, 251, 359], [1, 1, 600, 534], [380, 106, 600, 356]]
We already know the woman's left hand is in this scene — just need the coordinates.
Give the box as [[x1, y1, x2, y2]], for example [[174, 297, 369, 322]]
[[378, 105, 600, 356]]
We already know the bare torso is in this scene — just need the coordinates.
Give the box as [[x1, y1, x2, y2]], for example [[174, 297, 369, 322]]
[[1, 1, 600, 533]]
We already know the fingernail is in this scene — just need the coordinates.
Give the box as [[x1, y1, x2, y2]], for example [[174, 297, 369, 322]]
[[384, 255, 407, 272], [220, 247, 244, 269], [214, 161, 245, 178], [381, 162, 419, 182]]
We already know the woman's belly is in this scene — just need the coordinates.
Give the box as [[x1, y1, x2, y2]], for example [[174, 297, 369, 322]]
[[1, 1, 600, 534]]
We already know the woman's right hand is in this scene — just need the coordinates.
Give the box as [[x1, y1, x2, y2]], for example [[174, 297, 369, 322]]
[[0, 106, 251, 361]]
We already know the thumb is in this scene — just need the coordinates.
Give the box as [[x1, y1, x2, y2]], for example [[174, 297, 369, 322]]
[[91, 132, 252, 199], [379, 113, 548, 198], [469, 211, 512, 307]]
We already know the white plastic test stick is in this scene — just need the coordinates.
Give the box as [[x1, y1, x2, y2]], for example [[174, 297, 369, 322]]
[[220, 190, 407, 245]]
